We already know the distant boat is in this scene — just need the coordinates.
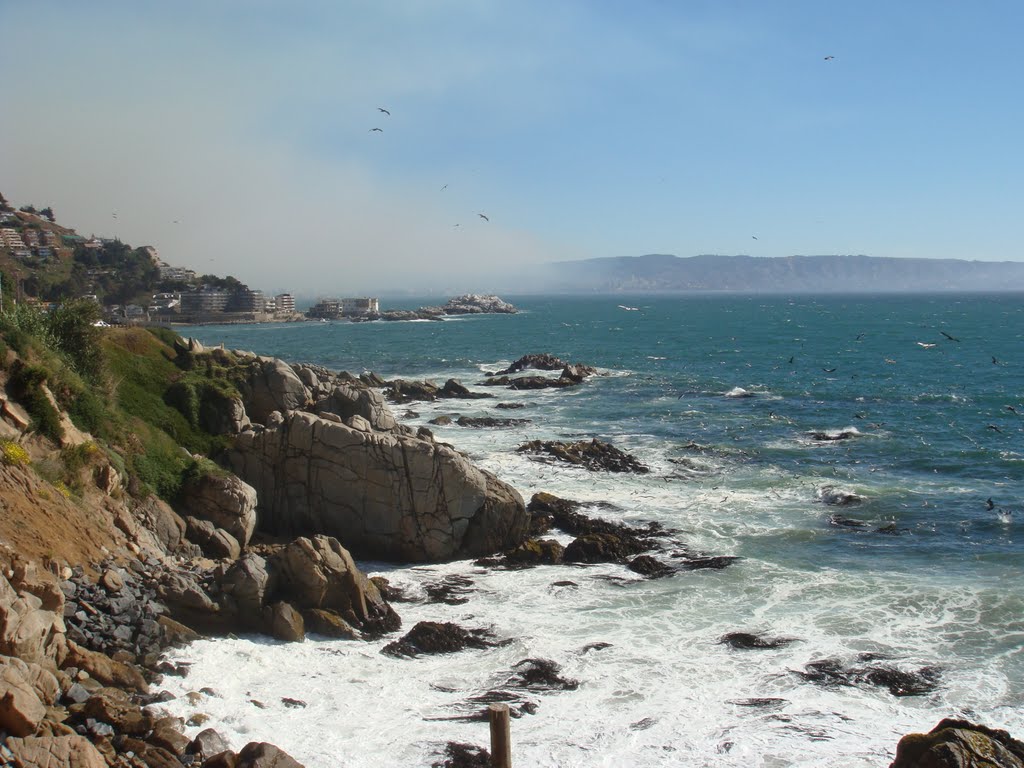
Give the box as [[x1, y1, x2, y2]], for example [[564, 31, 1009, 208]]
[[618, 304, 640, 311]]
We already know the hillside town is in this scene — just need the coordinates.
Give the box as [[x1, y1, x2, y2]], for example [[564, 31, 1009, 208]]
[[0, 195, 518, 326]]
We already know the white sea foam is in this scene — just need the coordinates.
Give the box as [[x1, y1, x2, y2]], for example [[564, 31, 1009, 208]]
[[155, 326, 1024, 765]]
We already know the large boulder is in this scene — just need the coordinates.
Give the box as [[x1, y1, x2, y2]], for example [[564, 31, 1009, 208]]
[[315, 383, 399, 432], [237, 742, 306, 768], [275, 536, 399, 633], [2, 734, 107, 768], [228, 411, 528, 562], [180, 470, 258, 547], [133, 495, 189, 555], [0, 573, 65, 666], [220, 553, 275, 621], [890, 718, 1024, 767], [245, 359, 311, 424]]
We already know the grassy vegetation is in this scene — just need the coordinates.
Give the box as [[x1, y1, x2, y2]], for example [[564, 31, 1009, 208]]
[[1, 307, 246, 505]]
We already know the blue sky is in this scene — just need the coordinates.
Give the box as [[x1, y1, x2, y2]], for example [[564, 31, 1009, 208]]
[[2, 1, 1022, 294]]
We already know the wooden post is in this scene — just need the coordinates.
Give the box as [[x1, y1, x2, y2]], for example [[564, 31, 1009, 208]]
[[488, 703, 511, 768]]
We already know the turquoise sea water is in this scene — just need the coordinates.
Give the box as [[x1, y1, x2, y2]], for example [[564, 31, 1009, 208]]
[[166, 293, 1023, 767]]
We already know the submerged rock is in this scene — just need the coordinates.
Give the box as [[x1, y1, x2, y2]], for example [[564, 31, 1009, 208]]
[[817, 485, 864, 506], [719, 632, 797, 650], [456, 416, 530, 428], [517, 439, 649, 474], [432, 742, 491, 768], [564, 533, 647, 564], [506, 658, 579, 692], [382, 621, 500, 658], [796, 657, 941, 697], [808, 430, 859, 442]]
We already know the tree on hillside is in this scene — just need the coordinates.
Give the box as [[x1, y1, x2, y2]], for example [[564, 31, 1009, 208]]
[[19, 205, 37, 214], [39, 207, 55, 223], [197, 274, 244, 292], [0, 192, 12, 212]]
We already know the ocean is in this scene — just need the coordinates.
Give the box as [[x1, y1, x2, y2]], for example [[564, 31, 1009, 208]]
[[160, 293, 1023, 767]]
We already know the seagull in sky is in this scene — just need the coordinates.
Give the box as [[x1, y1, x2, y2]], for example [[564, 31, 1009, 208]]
[[916, 342, 936, 349], [478, 213, 490, 222], [751, 236, 758, 240], [377, 107, 390, 115], [1007, 405, 1019, 415], [369, 127, 383, 132], [824, 55, 835, 61], [940, 331, 960, 342], [987, 424, 1003, 434], [440, 184, 448, 191]]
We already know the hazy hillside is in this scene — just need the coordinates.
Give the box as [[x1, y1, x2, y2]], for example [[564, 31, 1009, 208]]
[[539, 254, 1024, 293]]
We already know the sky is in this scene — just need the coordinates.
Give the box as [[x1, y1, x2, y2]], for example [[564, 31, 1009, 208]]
[[2, 1, 1023, 296]]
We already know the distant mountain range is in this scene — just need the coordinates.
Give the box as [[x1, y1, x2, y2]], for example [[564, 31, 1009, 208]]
[[538, 254, 1024, 293]]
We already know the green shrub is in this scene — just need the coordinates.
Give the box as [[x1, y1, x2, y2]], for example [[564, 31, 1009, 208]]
[[8, 361, 64, 442], [46, 299, 104, 381], [164, 381, 200, 427], [146, 326, 182, 348], [129, 427, 194, 501]]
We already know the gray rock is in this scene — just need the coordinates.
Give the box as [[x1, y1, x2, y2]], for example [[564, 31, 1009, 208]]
[[890, 718, 1024, 767], [181, 471, 258, 548], [220, 554, 275, 620], [228, 411, 528, 562], [265, 602, 304, 643], [188, 727, 232, 760], [315, 382, 398, 432], [134, 495, 188, 554], [246, 359, 310, 424], [275, 536, 398, 633], [237, 741, 307, 768]]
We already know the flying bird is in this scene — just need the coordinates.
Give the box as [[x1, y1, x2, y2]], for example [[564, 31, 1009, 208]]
[[987, 424, 1003, 434], [855, 333, 865, 341], [440, 184, 448, 191], [916, 342, 936, 349], [992, 356, 1001, 365], [478, 213, 489, 222], [824, 55, 835, 61], [940, 331, 960, 342], [822, 367, 836, 373], [377, 107, 390, 115], [369, 127, 383, 132], [986, 498, 995, 510], [751, 236, 758, 240], [1007, 405, 1019, 415]]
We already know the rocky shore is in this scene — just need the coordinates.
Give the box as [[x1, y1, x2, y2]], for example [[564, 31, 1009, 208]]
[[0, 330, 1020, 767]]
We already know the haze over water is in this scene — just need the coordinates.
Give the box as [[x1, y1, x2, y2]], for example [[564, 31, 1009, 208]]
[[162, 294, 1023, 766]]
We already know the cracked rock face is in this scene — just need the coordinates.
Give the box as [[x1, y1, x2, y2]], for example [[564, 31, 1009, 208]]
[[228, 411, 528, 562]]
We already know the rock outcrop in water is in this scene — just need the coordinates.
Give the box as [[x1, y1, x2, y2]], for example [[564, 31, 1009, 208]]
[[889, 719, 1024, 768], [516, 438, 650, 473]]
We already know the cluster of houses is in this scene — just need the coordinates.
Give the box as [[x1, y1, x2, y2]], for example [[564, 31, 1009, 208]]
[[0, 221, 59, 260], [105, 285, 299, 325], [0, 205, 380, 326], [306, 297, 380, 319]]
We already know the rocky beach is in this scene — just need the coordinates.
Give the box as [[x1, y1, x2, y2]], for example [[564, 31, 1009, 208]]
[[1, 299, 1022, 766]]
